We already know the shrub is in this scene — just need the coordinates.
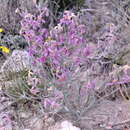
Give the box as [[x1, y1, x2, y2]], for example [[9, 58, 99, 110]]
[[19, 7, 96, 117]]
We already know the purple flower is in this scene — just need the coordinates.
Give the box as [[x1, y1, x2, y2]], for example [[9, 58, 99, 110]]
[[34, 36, 44, 45], [40, 56, 46, 63]]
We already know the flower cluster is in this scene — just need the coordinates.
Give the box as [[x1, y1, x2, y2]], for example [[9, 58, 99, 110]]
[[20, 8, 92, 79], [20, 7, 96, 113]]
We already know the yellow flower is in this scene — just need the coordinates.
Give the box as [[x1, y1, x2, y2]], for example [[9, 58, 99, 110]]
[[45, 36, 53, 42], [0, 28, 4, 33], [0, 46, 10, 53]]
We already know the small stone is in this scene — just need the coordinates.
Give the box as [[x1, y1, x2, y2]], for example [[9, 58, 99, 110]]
[[60, 121, 81, 130]]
